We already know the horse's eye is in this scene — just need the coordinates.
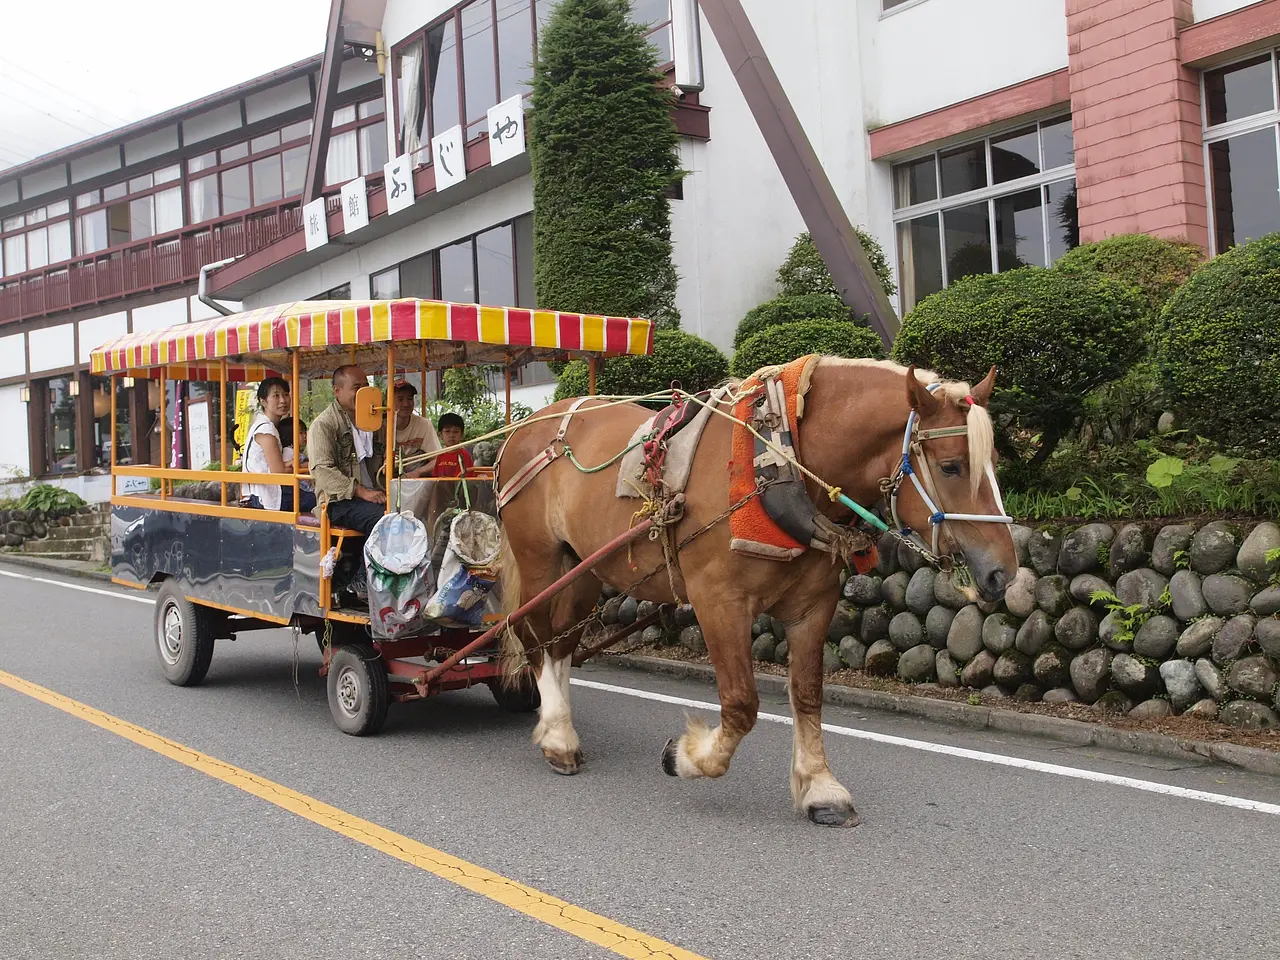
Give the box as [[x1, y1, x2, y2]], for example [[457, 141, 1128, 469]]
[[940, 461, 963, 477]]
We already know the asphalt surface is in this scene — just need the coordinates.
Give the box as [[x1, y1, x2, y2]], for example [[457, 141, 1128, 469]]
[[2, 561, 1279, 960]]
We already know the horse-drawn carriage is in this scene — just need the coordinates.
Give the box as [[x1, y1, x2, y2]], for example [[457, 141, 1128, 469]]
[[93, 296, 1018, 827]]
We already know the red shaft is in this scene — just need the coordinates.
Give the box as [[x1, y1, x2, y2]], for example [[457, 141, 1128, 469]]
[[423, 517, 656, 683]]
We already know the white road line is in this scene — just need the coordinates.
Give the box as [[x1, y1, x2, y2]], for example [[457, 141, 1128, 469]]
[[0, 568, 154, 604], [569, 678, 1280, 817], [4, 566, 1278, 816]]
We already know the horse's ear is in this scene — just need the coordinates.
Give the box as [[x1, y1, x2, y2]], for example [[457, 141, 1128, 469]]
[[905, 365, 941, 415], [971, 366, 997, 407]]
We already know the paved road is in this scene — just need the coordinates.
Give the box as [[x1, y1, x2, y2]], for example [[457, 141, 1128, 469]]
[[2, 562, 1279, 960]]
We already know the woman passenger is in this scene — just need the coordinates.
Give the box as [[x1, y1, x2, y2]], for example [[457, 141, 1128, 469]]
[[243, 377, 295, 511]]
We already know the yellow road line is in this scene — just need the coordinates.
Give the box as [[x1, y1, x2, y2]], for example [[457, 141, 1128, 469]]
[[0, 669, 706, 960]]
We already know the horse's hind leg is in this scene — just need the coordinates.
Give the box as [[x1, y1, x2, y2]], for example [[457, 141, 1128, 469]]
[[777, 591, 859, 827], [662, 601, 757, 780]]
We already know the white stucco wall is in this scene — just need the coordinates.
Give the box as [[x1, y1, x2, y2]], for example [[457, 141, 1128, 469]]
[[382, 0, 459, 47], [1193, 0, 1265, 21], [0, 332, 25, 379], [78, 312, 128, 364], [28, 324, 75, 373], [130, 298, 189, 334], [0, 386, 29, 476]]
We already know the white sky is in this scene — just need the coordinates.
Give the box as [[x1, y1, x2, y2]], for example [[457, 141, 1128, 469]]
[[0, 0, 332, 171]]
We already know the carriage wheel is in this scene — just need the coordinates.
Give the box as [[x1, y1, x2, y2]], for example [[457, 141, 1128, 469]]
[[488, 668, 541, 713], [154, 581, 216, 687], [327, 644, 390, 736]]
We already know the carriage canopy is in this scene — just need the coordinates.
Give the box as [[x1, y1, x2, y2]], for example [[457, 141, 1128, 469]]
[[89, 298, 656, 378]]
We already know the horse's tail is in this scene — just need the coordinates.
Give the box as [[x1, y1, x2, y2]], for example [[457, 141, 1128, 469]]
[[497, 532, 526, 687]]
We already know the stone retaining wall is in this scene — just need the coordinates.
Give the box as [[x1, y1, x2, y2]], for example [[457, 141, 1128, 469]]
[[604, 520, 1280, 731]]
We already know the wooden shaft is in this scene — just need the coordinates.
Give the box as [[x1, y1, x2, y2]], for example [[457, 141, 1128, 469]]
[[219, 360, 228, 507]]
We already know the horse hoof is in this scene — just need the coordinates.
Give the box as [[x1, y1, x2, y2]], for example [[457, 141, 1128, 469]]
[[545, 749, 584, 776], [661, 738, 679, 777], [807, 805, 861, 828]]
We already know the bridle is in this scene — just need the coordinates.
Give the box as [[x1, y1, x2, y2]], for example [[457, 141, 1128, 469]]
[[877, 383, 1012, 565]]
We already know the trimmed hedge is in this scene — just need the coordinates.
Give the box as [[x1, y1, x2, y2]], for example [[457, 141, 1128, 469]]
[[777, 230, 896, 301], [530, 0, 682, 327], [1055, 233, 1203, 319], [892, 267, 1146, 458], [1154, 233, 1280, 453], [732, 293, 852, 348], [554, 329, 729, 401], [731, 320, 883, 377]]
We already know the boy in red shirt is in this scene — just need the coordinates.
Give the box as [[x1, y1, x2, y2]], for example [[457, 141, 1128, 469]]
[[430, 412, 474, 478]]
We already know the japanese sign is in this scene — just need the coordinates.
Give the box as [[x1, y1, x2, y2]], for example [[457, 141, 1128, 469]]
[[487, 95, 526, 167], [431, 124, 466, 192], [341, 177, 370, 234], [384, 155, 415, 216], [303, 197, 329, 252]]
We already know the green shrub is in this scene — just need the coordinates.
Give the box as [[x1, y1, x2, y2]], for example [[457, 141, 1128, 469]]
[[731, 320, 883, 377], [1154, 233, 1280, 453], [19, 484, 86, 515], [554, 329, 729, 401], [733, 293, 852, 348], [893, 267, 1146, 463], [777, 230, 896, 301], [1055, 233, 1203, 319], [530, 0, 682, 327], [947, 243, 1026, 282]]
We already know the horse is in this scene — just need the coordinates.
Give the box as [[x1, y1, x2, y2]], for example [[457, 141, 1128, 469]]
[[494, 358, 1017, 827]]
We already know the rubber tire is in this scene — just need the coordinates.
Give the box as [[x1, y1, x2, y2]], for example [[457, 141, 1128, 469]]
[[488, 668, 541, 713], [153, 581, 216, 687], [327, 644, 390, 736]]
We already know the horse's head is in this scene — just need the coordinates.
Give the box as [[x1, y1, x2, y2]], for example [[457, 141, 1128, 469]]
[[895, 365, 1017, 603]]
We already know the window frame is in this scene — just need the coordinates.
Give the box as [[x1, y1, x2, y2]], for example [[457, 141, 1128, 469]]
[[0, 202, 73, 278], [890, 114, 1078, 311], [1200, 48, 1280, 254]]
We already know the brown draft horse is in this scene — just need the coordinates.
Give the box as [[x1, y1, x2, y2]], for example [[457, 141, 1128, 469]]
[[495, 358, 1018, 826]]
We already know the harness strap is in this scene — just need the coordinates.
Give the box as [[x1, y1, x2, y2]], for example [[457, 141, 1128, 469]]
[[497, 396, 597, 512]]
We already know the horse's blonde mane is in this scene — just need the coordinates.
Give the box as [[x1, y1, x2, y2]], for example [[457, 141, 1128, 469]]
[[819, 357, 994, 493]]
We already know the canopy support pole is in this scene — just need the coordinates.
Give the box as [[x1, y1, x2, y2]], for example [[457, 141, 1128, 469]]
[[220, 360, 228, 508]]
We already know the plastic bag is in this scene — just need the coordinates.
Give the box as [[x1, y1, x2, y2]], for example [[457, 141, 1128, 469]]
[[364, 511, 432, 639], [424, 510, 503, 627]]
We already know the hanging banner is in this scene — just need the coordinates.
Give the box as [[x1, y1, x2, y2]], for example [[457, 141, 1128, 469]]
[[233, 386, 258, 461]]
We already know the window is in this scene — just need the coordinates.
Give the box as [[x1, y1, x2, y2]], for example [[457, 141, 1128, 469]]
[[91, 377, 132, 467], [320, 282, 352, 299], [372, 265, 401, 299], [0, 203, 73, 276], [883, 0, 920, 9], [325, 97, 390, 186], [892, 115, 1078, 311], [1202, 51, 1280, 252], [373, 214, 532, 307], [631, 0, 672, 66], [44, 376, 77, 475]]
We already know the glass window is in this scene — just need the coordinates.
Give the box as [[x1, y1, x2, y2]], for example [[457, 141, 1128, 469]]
[[1209, 129, 1280, 251], [282, 146, 308, 198], [991, 126, 1039, 184], [155, 187, 183, 234], [537, 0, 560, 36], [943, 202, 992, 282], [897, 214, 943, 312], [428, 17, 461, 138], [130, 196, 154, 240], [939, 143, 987, 197], [48, 220, 72, 263], [220, 142, 249, 163], [334, 105, 357, 127], [103, 182, 127, 202], [1205, 56, 1275, 127], [439, 237, 476, 301], [76, 191, 98, 208], [477, 224, 515, 305], [46, 376, 77, 475], [189, 151, 217, 173], [252, 155, 284, 204], [359, 99, 385, 119], [128, 174, 152, 192], [514, 213, 534, 307], [189, 175, 221, 222], [27, 227, 49, 270], [282, 119, 312, 143], [647, 23, 673, 65], [360, 121, 389, 176], [47, 199, 70, 217], [497, 0, 534, 99], [994, 188, 1045, 269], [397, 37, 427, 155], [1046, 179, 1078, 263], [92, 378, 131, 467], [27, 207, 47, 224], [155, 164, 180, 184], [463, 0, 497, 138], [251, 131, 281, 153], [325, 129, 359, 186], [77, 210, 109, 254], [371, 266, 401, 299], [1041, 116, 1075, 170], [221, 165, 252, 214], [884, 0, 915, 8], [2, 216, 22, 231], [2, 234, 25, 275], [893, 155, 937, 208], [400, 250, 436, 297], [631, 0, 668, 25]]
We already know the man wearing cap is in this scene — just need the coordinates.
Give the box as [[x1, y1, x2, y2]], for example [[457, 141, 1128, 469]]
[[391, 379, 441, 479]]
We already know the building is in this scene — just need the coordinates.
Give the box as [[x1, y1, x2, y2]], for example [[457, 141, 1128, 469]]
[[4, 0, 1280, 498]]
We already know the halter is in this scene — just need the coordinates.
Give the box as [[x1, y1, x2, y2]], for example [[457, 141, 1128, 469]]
[[881, 383, 1012, 562]]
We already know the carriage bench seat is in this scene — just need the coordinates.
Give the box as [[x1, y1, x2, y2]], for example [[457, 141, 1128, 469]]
[[296, 514, 365, 540]]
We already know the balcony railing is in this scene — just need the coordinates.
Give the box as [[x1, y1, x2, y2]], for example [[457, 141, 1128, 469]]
[[0, 199, 311, 325]]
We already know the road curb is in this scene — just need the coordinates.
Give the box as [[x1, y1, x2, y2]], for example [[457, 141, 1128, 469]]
[[0, 555, 112, 584], [604, 653, 1280, 779]]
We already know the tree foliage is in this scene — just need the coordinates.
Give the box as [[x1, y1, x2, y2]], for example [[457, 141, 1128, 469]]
[[554, 329, 728, 402], [731, 320, 882, 377]]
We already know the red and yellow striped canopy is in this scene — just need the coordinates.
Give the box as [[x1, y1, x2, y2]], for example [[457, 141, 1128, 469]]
[[89, 299, 655, 377]]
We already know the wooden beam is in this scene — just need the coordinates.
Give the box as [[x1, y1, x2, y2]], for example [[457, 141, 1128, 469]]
[[303, 0, 347, 202]]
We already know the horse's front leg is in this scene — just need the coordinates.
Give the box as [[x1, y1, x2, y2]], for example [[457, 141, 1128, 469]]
[[661, 603, 757, 779], [777, 589, 860, 827]]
